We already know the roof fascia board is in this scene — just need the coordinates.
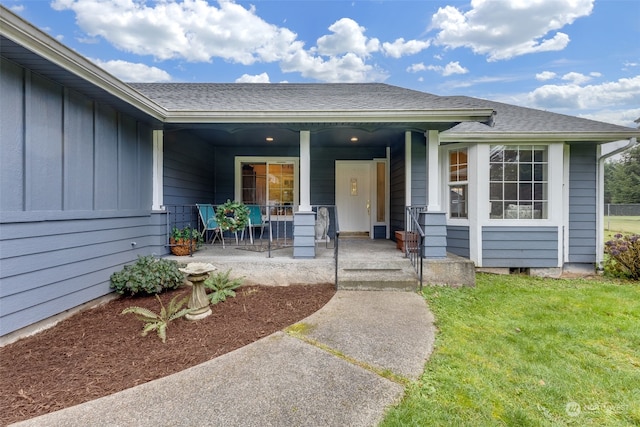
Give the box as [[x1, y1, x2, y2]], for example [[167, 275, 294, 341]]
[[1, 6, 167, 121], [440, 131, 640, 143], [164, 109, 496, 124]]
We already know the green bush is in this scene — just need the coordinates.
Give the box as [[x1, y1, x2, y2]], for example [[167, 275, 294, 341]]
[[121, 294, 193, 343], [110, 255, 185, 296], [203, 269, 244, 304], [604, 233, 640, 280]]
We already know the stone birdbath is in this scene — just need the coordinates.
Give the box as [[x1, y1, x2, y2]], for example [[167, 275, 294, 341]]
[[179, 262, 216, 321]]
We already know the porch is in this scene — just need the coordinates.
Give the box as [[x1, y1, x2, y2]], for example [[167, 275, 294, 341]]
[[163, 211, 476, 289]]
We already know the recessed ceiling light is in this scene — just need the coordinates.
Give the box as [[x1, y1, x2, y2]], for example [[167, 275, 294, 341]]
[[350, 137, 358, 142], [265, 137, 274, 142]]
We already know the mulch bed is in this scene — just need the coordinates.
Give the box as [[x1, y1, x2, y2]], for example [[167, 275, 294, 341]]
[[0, 283, 335, 426]]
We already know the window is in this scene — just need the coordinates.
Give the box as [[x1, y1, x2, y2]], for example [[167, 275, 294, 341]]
[[489, 145, 548, 219], [448, 148, 468, 219], [236, 157, 298, 214]]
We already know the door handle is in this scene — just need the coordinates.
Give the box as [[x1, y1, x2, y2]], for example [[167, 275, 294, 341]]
[[366, 200, 370, 215]]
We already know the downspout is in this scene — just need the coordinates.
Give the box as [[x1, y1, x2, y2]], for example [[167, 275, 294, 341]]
[[596, 137, 637, 270]]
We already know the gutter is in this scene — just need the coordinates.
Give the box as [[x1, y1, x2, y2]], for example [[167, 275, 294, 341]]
[[595, 137, 638, 270]]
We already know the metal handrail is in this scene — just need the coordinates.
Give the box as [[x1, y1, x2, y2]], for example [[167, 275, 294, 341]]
[[406, 206, 426, 290]]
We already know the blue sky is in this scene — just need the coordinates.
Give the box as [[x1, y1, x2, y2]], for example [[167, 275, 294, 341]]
[[3, 0, 640, 127]]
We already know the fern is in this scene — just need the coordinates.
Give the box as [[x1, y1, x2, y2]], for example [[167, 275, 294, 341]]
[[203, 269, 244, 304], [122, 294, 193, 343]]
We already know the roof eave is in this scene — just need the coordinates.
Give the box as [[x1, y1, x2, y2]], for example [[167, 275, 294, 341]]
[[440, 131, 640, 144], [163, 109, 496, 124], [1, 6, 167, 121]]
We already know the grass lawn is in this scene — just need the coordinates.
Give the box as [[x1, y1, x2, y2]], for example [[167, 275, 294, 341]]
[[605, 216, 640, 240], [381, 274, 640, 426]]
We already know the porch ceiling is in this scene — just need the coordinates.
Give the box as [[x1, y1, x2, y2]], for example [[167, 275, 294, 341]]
[[165, 122, 456, 147]]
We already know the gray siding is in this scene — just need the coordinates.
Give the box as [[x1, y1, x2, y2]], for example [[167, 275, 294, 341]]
[[163, 130, 217, 206], [410, 131, 427, 206], [482, 226, 559, 267], [0, 57, 161, 336], [390, 140, 405, 236], [310, 145, 386, 206], [447, 225, 470, 258], [568, 143, 598, 263]]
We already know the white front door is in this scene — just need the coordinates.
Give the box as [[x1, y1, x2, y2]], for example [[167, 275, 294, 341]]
[[335, 161, 371, 234]]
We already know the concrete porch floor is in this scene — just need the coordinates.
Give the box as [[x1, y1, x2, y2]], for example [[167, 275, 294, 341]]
[[165, 237, 476, 288]]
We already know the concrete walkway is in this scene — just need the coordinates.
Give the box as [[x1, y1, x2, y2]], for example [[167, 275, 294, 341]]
[[14, 290, 435, 427]]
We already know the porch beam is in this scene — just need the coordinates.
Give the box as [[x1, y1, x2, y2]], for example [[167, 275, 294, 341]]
[[299, 130, 312, 212], [427, 130, 441, 211]]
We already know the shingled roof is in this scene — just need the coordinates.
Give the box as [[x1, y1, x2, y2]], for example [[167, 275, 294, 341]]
[[128, 83, 489, 112], [441, 96, 639, 143]]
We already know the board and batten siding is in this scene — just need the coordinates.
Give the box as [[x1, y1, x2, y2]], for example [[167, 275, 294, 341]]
[[447, 225, 470, 258], [482, 226, 559, 268], [0, 57, 162, 336], [567, 143, 598, 264]]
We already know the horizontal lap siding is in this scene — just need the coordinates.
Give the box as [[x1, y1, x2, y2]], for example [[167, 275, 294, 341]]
[[568, 144, 597, 263], [482, 226, 558, 267], [447, 226, 470, 257], [0, 57, 160, 336], [0, 214, 166, 335]]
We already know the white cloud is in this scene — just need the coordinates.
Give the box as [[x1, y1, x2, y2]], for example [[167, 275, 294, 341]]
[[382, 38, 430, 58], [529, 75, 640, 111], [52, 0, 300, 65], [281, 50, 387, 83], [407, 62, 428, 73], [235, 72, 270, 83], [579, 108, 640, 128], [425, 61, 469, 76], [91, 59, 172, 82], [50, 0, 394, 83], [536, 71, 556, 81], [430, 0, 594, 61], [561, 71, 591, 85], [9, 4, 24, 12], [315, 18, 380, 58]]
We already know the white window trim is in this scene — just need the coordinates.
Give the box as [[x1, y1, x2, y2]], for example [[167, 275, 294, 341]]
[[441, 143, 472, 226], [234, 156, 300, 211], [478, 142, 564, 226]]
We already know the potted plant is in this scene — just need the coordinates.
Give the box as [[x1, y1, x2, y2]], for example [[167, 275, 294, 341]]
[[169, 225, 202, 256]]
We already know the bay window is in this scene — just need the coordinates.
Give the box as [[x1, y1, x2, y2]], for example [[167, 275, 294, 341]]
[[489, 145, 548, 219]]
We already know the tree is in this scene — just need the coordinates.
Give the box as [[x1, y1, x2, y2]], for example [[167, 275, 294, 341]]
[[608, 145, 640, 204]]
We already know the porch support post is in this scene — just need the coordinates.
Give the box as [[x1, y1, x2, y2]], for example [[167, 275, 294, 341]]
[[152, 130, 164, 211], [423, 130, 447, 259], [299, 130, 312, 212], [427, 130, 441, 211], [293, 130, 316, 258]]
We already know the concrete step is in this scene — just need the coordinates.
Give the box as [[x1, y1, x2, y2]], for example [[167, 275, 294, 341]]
[[337, 259, 418, 291]]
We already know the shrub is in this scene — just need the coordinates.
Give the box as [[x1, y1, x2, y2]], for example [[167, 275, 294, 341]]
[[121, 294, 193, 343], [604, 233, 640, 280], [110, 255, 185, 296], [203, 269, 244, 304]]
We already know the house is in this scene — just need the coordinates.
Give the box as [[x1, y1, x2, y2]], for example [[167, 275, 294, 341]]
[[1, 6, 638, 338]]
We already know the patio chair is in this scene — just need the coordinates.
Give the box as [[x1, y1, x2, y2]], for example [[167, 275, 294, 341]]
[[196, 203, 225, 247], [245, 204, 271, 244]]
